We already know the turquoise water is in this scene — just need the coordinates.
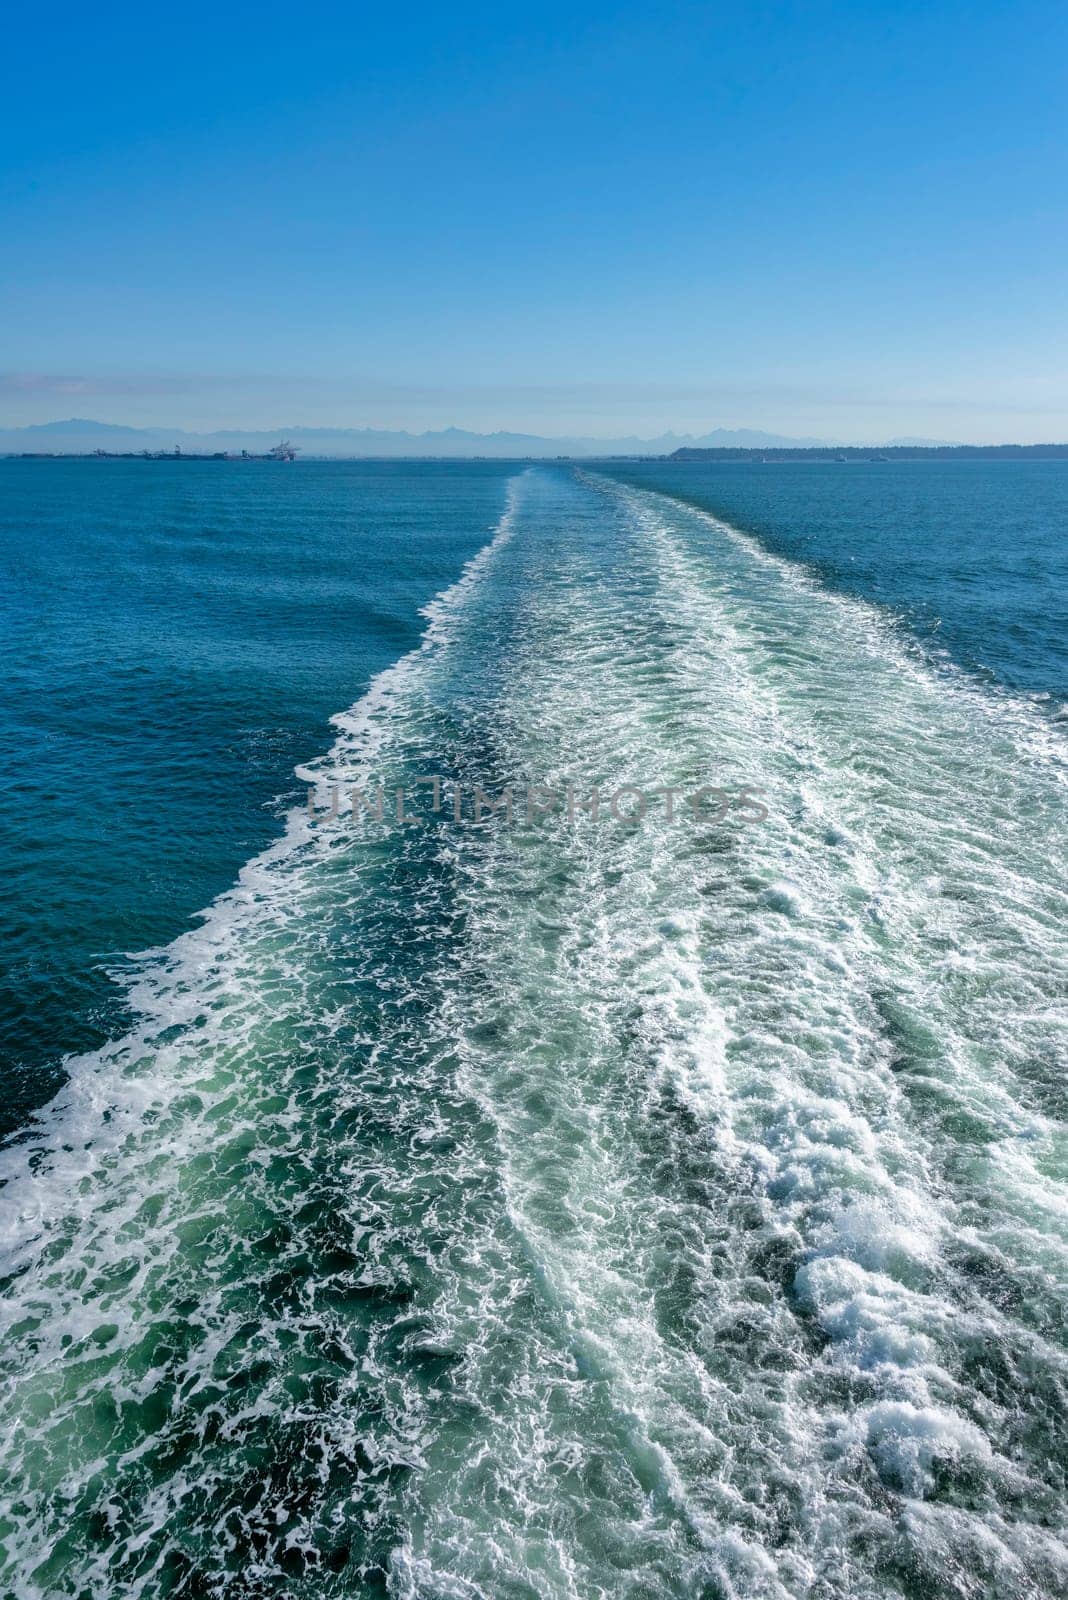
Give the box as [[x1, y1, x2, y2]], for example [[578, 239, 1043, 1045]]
[[602, 459, 1068, 704], [0, 459, 511, 1134], [0, 460, 1066, 1597]]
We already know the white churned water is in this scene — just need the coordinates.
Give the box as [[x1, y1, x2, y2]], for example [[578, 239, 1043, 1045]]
[[1, 468, 1065, 1599]]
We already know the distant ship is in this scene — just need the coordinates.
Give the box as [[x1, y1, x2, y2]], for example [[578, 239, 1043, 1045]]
[[267, 440, 299, 461]]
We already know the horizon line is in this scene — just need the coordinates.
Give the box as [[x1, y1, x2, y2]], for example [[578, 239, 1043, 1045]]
[[0, 416, 1027, 450]]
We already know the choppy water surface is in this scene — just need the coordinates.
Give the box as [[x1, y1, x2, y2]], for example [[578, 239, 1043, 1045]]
[[0, 465, 1066, 1597], [0, 458, 510, 1132]]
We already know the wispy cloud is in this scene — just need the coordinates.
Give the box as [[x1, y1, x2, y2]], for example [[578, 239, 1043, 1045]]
[[2, 372, 1066, 444], [3, 370, 1066, 416], [0, 372, 223, 398]]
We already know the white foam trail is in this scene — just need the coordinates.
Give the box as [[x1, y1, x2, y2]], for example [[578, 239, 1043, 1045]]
[[0, 475, 527, 1597], [0, 473, 525, 1231], [1, 464, 1066, 1600], [390, 467, 1068, 1595]]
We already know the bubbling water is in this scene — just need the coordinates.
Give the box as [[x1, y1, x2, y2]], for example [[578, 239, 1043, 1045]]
[[0, 467, 1065, 1599]]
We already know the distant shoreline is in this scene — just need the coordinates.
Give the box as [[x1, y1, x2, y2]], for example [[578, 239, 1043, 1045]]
[[9, 451, 293, 462], [669, 443, 1068, 461], [7, 442, 1068, 463]]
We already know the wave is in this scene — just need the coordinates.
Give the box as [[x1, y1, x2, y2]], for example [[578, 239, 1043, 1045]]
[[1, 465, 1065, 1599], [390, 468, 1068, 1596]]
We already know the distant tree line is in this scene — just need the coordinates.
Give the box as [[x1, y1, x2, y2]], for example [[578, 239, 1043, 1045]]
[[670, 444, 1068, 461]]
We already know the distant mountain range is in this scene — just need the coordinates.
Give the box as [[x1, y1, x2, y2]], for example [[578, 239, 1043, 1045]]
[[1, 418, 849, 458]]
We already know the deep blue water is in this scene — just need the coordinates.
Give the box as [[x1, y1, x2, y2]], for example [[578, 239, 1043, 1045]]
[[0, 459, 514, 1133], [0, 457, 1065, 1599], [2, 457, 1065, 1133], [601, 458, 1068, 705]]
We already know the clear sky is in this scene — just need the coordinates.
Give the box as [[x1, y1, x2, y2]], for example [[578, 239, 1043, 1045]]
[[1, 0, 1066, 442]]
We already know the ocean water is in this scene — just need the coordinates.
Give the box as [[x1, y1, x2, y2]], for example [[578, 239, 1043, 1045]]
[[602, 459, 1068, 704], [0, 459, 1065, 1598], [0, 459, 511, 1135]]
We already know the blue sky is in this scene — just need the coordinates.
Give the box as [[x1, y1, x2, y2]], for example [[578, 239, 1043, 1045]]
[[1, 0, 1066, 441]]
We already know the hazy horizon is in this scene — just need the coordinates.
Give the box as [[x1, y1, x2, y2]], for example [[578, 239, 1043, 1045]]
[[4, 3, 1067, 445], [1, 384, 1066, 448], [8, 415, 1063, 455]]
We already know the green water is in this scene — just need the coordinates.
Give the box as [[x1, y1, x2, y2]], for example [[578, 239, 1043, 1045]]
[[0, 464, 1065, 1597]]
